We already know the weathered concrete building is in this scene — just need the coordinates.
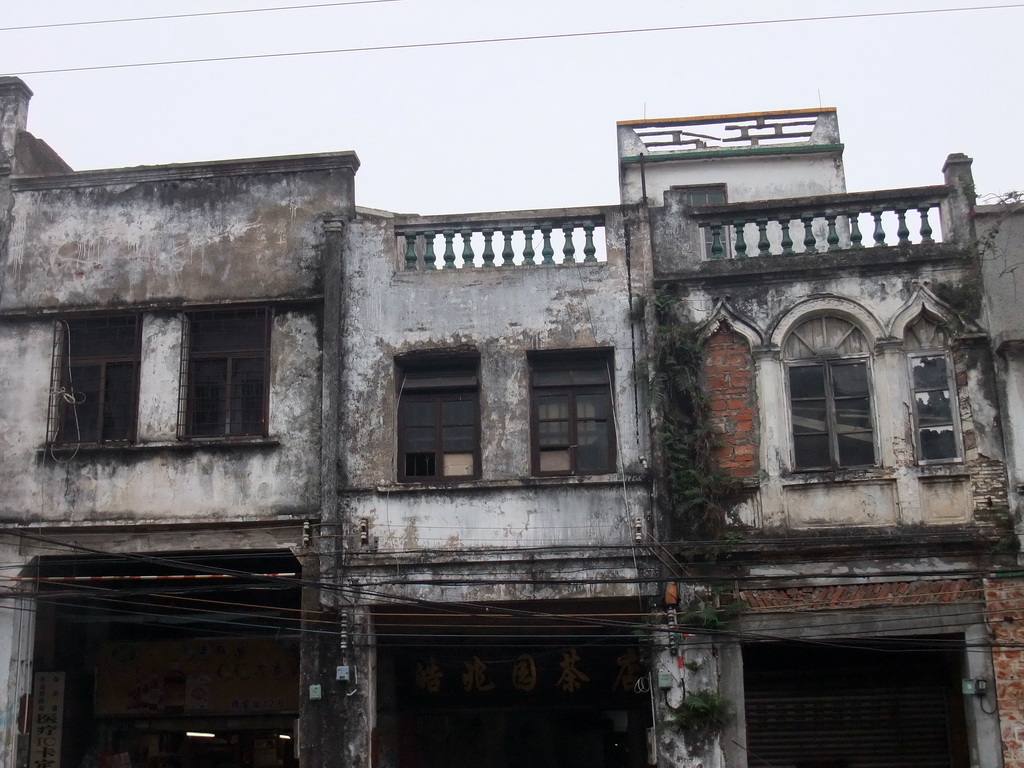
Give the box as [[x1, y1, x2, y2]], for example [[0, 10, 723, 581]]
[[2, 76, 1023, 768], [322, 205, 656, 766], [623, 109, 1016, 767], [0, 76, 356, 767]]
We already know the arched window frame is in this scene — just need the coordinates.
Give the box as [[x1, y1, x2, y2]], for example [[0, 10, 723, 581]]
[[783, 315, 878, 471]]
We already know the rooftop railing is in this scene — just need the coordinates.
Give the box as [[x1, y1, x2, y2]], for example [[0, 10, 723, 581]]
[[395, 208, 607, 270], [686, 185, 952, 260]]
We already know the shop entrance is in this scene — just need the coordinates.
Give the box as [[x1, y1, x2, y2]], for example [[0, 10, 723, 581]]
[[400, 706, 645, 768], [25, 550, 303, 768], [374, 599, 653, 768], [743, 637, 970, 768]]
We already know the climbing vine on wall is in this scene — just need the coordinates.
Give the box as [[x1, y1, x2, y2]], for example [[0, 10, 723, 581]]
[[638, 289, 740, 539]]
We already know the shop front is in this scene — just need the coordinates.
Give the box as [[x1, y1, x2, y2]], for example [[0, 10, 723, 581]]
[[372, 600, 653, 768], [24, 550, 303, 768]]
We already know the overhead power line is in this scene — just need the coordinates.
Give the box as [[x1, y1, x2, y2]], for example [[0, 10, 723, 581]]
[[7, 3, 1024, 77], [0, 0, 403, 34]]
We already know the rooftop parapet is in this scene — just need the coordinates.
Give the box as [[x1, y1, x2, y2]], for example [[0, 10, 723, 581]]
[[617, 107, 841, 161], [394, 206, 610, 270]]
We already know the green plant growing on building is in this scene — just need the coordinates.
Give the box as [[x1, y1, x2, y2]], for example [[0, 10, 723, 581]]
[[637, 289, 740, 538], [661, 689, 734, 744]]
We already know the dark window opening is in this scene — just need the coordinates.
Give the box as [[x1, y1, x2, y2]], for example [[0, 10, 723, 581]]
[[182, 308, 270, 438], [905, 317, 960, 463], [674, 183, 729, 258], [531, 352, 616, 476], [785, 316, 875, 471], [50, 315, 141, 445], [397, 356, 480, 482], [789, 360, 875, 470]]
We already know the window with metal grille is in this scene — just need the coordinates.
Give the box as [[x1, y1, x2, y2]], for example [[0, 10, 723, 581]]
[[48, 316, 141, 446], [180, 308, 270, 438], [397, 355, 480, 482], [785, 316, 876, 470], [905, 315, 961, 463], [530, 351, 616, 476]]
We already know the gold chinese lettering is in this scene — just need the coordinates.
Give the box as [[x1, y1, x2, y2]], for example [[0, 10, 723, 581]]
[[555, 648, 590, 693], [613, 648, 641, 691], [462, 656, 495, 692], [511, 654, 537, 692], [415, 658, 443, 693]]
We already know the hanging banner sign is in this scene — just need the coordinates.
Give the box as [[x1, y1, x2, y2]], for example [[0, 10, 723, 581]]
[[30, 671, 65, 768]]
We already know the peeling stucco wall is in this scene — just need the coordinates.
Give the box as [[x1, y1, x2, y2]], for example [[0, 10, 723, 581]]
[[2, 159, 355, 311], [0, 155, 358, 527], [337, 208, 651, 557]]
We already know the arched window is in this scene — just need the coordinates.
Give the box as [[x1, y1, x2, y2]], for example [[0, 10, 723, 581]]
[[785, 316, 875, 470], [905, 316, 960, 462]]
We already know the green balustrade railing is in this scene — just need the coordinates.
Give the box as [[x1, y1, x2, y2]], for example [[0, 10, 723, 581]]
[[691, 186, 949, 261], [396, 212, 606, 270]]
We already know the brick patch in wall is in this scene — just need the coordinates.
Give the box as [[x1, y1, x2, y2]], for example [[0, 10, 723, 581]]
[[740, 578, 981, 612], [702, 322, 758, 478], [985, 578, 1024, 768]]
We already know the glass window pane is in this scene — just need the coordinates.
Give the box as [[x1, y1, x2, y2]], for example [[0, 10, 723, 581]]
[[63, 364, 102, 441], [103, 362, 135, 440], [191, 310, 266, 353], [834, 398, 872, 431], [915, 390, 953, 426], [838, 433, 875, 466], [831, 363, 869, 397], [539, 449, 571, 473], [793, 434, 829, 469], [442, 399, 474, 426], [538, 420, 569, 447], [789, 366, 825, 398], [577, 421, 609, 471], [402, 400, 435, 427], [912, 355, 948, 390], [537, 395, 569, 420], [920, 427, 957, 460], [230, 357, 264, 435], [534, 370, 572, 386], [791, 401, 827, 435], [570, 369, 608, 386], [69, 317, 138, 357], [404, 427, 435, 452], [442, 425, 474, 452], [576, 393, 608, 420], [192, 359, 227, 436]]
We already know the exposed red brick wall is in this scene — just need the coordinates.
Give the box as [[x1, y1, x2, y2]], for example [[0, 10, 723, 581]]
[[986, 578, 1024, 768], [741, 578, 981, 612], [702, 322, 758, 477]]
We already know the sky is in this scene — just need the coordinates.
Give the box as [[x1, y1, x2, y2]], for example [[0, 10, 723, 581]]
[[1, 1, 1021, 215]]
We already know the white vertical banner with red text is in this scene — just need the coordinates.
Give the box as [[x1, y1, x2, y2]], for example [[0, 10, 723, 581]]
[[29, 671, 64, 768]]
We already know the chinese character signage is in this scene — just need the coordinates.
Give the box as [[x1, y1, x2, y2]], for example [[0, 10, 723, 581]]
[[402, 646, 641, 707], [94, 638, 299, 717], [30, 671, 64, 768]]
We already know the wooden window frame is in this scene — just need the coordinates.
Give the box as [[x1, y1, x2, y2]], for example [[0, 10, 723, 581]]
[[530, 351, 616, 477], [48, 315, 142, 446], [787, 358, 876, 471], [396, 356, 480, 483], [907, 349, 962, 464], [179, 307, 271, 439]]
